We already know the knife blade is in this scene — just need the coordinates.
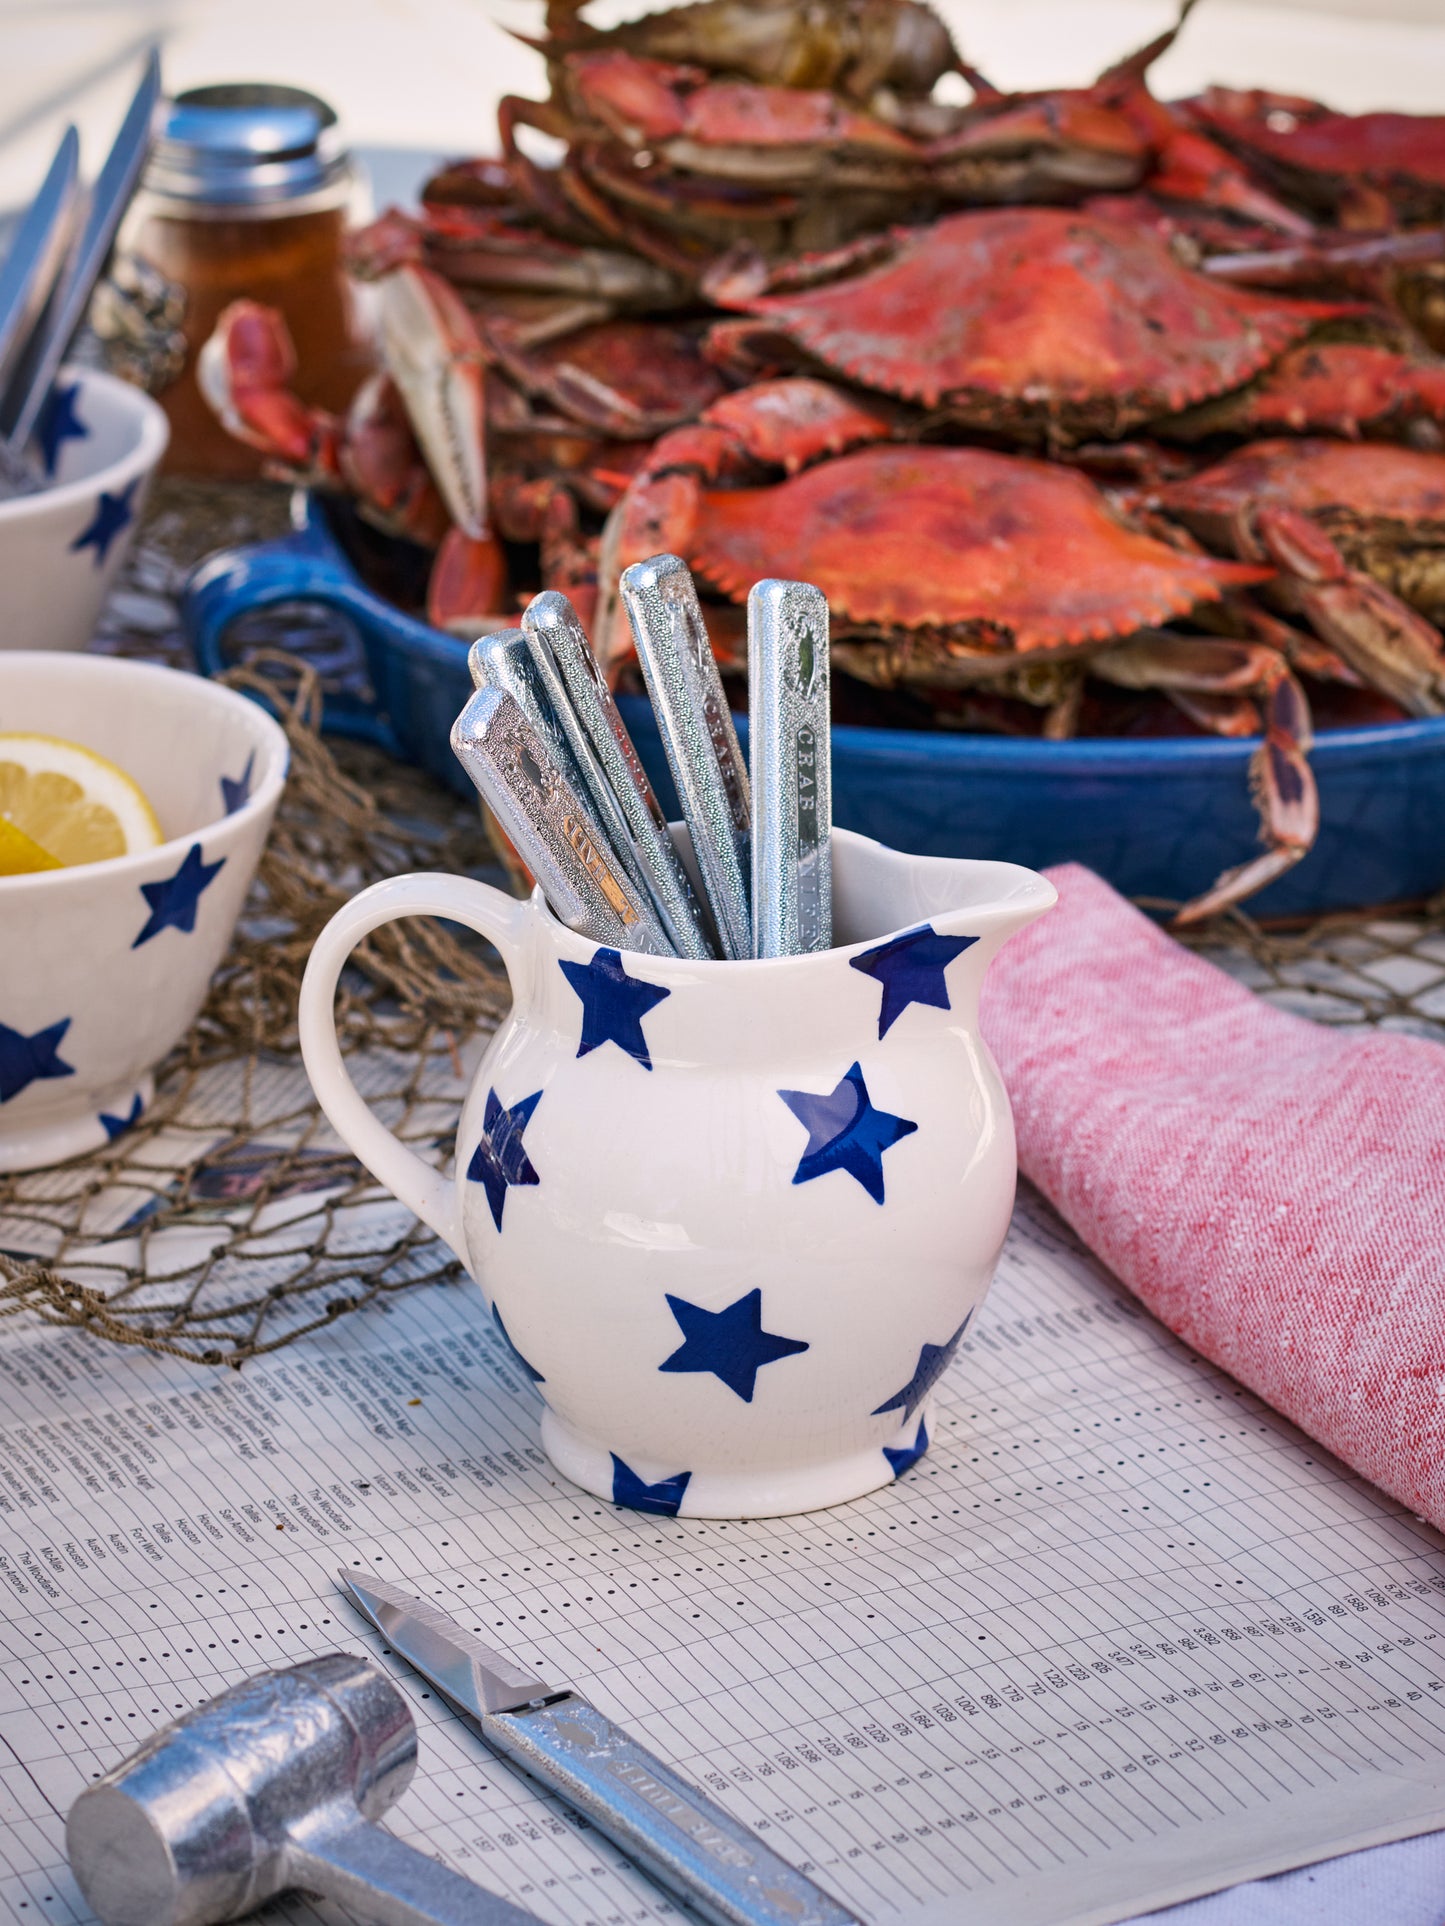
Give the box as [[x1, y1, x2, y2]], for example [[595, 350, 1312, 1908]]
[[341, 1572, 862, 1926], [3, 50, 161, 450], [0, 125, 80, 402]]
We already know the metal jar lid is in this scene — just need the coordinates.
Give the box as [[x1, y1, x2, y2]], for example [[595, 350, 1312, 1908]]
[[143, 83, 352, 212]]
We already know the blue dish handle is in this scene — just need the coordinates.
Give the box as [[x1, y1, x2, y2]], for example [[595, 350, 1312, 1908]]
[[182, 515, 405, 755]]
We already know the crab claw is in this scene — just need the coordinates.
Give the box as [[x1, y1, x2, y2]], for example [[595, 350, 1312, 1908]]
[[197, 300, 341, 475], [1173, 654, 1317, 926], [1091, 631, 1319, 926], [426, 528, 511, 636], [375, 264, 489, 540], [1256, 505, 1445, 717]]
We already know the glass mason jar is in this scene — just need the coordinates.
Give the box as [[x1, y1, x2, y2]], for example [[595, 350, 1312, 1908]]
[[124, 83, 373, 477]]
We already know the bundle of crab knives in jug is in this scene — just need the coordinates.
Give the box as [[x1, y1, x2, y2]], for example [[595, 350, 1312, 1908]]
[[455, 557, 829, 961], [198, 0, 1445, 925]]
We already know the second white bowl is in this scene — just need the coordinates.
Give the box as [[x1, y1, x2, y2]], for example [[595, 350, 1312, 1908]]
[[0, 365, 169, 653]]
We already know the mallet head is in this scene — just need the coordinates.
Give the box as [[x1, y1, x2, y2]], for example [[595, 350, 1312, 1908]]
[[66, 1653, 415, 1926]]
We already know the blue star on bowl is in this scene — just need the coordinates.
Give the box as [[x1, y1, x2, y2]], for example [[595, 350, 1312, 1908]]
[[70, 478, 140, 567], [133, 844, 226, 948], [35, 380, 89, 477], [99, 1092, 145, 1141], [220, 751, 255, 815], [779, 1060, 917, 1204], [0, 1017, 74, 1103]]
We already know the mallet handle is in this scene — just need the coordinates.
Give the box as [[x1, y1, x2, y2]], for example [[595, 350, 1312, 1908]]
[[288, 1812, 542, 1926]]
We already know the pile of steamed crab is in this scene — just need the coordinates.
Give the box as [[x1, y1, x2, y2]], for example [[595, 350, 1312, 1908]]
[[199, 0, 1445, 922]]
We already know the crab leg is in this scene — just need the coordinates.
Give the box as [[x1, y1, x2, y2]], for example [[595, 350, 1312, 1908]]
[[1091, 632, 1319, 924], [1201, 226, 1445, 294], [374, 264, 490, 540], [1253, 506, 1445, 717]]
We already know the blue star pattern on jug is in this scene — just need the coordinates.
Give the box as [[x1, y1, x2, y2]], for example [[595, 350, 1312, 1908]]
[[559, 948, 670, 1070], [492, 1302, 544, 1383], [133, 845, 226, 948], [883, 1417, 930, 1479], [467, 1087, 542, 1231], [779, 1060, 917, 1204], [36, 380, 88, 476], [220, 752, 255, 815], [872, 1310, 974, 1421], [70, 478, 139, 567], [0, 1017, 75, 1103], [610, 1454, 692, 1516], [659, 1288, 809, 1402], [99, 1092, 145, 1140], [850, 924, 980, 1038]]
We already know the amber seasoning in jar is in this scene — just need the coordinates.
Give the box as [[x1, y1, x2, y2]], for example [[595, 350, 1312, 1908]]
[[126, 84, 372, 477]]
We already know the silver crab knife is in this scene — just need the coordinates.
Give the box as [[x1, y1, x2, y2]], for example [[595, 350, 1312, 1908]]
[[524, 588, 717, 961], [747, 580, 833, 957], [340, 1572, 861, 1926], [451, 685, 672, 956], [619, 553, 752, 960]]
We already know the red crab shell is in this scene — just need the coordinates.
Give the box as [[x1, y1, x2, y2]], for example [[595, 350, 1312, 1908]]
[[1160, 438, 1445, 538], [681, 444, 1269, 647], [1164, 341, 1445, 441], [706, 207, 1352, 437], [1186, 89, 1445, 218]]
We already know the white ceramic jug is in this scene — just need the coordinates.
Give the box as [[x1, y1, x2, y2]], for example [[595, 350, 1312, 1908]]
[[299, 826, 1054, 1518]]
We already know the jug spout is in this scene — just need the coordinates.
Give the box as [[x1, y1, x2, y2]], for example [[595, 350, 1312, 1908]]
[[831, 832, 1056, 954]]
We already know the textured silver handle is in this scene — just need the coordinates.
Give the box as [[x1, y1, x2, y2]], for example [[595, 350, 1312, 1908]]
[[288, 1811, 542, 1926], [482, 1699, 860, 1926]]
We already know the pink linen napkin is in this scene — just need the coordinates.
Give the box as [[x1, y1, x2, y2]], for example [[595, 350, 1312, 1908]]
[[979, 863, 1445, 1532]]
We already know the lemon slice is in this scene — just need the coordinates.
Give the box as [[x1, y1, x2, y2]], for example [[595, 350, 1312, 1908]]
[[0, 733, 162, 874]]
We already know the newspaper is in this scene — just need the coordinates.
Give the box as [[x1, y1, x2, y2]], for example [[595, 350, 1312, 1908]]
[[2, 1182, 1444, 1926]]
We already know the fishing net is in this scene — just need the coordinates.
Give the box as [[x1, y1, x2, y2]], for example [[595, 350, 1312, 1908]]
[[1, 482, 1442, 1364]]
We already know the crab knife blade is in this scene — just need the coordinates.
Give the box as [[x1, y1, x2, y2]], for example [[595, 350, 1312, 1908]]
[[341, 1573, 861, 1926], [342, 1572, 564, 1715]]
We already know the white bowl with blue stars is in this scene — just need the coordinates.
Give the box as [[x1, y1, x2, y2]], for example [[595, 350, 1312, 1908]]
[[0, 365, 168, 653], [0, 651, 287, 1171], [299, 827, 1055, 1518]]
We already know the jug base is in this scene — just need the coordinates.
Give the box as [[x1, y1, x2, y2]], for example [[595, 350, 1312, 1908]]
[[540, 1406, 934, 1520]]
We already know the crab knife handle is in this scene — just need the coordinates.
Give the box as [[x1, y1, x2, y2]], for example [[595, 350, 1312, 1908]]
[[481, 1697, 860, 1926]]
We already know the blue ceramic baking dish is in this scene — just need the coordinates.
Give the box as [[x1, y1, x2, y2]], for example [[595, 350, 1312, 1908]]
[[183, 492, 1445, 918]]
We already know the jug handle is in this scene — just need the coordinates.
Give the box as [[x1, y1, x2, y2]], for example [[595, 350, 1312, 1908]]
[[298, 872, 531, 1264]]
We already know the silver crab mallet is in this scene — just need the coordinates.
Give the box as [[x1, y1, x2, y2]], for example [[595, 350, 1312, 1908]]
[[65, 1653, 540, 1926], [748, 579, 833, 957], [620, 553, 752, 960], [524, 588, 717, 961], [452, 684, 673, 956]]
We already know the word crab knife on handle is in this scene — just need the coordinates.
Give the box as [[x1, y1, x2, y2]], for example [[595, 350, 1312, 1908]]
[[341, 1573, 862, 1926]]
